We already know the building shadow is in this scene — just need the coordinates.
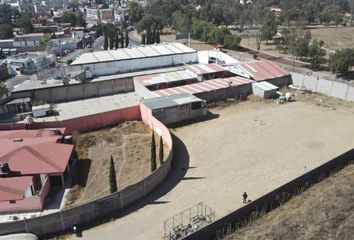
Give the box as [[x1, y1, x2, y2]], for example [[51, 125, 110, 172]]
[[75, 158, 91, 188], [168, 111, 219, 129], [181, 177, 206, 180]]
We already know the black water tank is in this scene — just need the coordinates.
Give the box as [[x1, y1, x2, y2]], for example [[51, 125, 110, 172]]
[[0, 163, 10, 174]]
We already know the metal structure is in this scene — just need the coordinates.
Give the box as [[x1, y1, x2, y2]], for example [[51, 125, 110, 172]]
[[163, 202, 215, 240]]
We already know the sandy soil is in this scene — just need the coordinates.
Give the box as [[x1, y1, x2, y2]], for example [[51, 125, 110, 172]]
[[65, 121, 168, 207], [224, 163, 354, 240]]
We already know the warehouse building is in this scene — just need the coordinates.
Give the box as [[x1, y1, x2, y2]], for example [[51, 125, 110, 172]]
[[227, 60, 291, 87], [153, 76, 254, 103], [141, 93, 207, 125], [69, 43, 198, 78]]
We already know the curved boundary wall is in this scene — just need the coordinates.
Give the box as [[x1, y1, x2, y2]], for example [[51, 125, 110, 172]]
[[0, 104, 173, 238], [182, 148, 354, 240]]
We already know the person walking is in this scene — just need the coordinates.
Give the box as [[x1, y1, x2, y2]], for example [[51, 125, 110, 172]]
[[243, 192, 248, 203]]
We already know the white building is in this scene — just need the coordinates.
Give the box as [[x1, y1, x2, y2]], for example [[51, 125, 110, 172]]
[[69, 43, 198, 77]]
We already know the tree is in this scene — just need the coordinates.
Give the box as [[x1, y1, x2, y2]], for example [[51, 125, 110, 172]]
[[40, 34, 50, 47], [320, 5, 342, 26], [224, 34, 241, 50], [308, 39, 326, 69], [141, 33, 146, 45], [128, 1, 144, 24], [159, 135, 164, 165], [152, 27, 156, 44], [109, 156, 118, 193], [261, 13, 277, 44], [151, 131, 157, 172], [115, 31, 119, 49], [20, 13, 33, 34], [61, 11, 77, 27], [329, 48, 354, 74], [109, 32, 114, 49], [125, 30, 129, 47], [103, 32, 108, 50], [120, 31, 124, 48], [156, 30, 160, 44], [0, 24, 13, 39]]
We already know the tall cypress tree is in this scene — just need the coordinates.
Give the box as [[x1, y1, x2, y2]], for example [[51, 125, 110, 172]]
[[159, 135, 164, 165], [141, 34, 146, 45], [151, 131, 156, 172], [156, 29, 160, 44], [120, 31, 124, 48], [103, 32, 108, 50], [125, 30, 129, 47], [109, 155, 117, 193], [152, 27, 156, 44], [109, 33, 114, 49], [115, 30, 119, 49]]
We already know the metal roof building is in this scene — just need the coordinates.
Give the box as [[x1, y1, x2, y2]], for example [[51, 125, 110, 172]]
[[69, 43, 198, 77], [252, 81, 279, 99], [141, 93, 207, 124], [153, 77, 253, 96], [153, 76, 254, 103], [227, 60, 292, 87]]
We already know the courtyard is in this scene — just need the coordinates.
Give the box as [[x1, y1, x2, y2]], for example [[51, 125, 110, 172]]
[[71, 93, 354, 240]]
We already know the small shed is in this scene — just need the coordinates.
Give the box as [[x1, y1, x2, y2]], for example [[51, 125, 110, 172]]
[[252, 81, 279, 99], [32, 104, 50, 117], [142, 93, 207, 125]]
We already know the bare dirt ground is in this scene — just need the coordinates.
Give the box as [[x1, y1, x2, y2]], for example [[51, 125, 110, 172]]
[[224, 163, 354, 240], [74, 91, 354, 240], [65, 121, 168, 207], [310, 26, 354, 50]]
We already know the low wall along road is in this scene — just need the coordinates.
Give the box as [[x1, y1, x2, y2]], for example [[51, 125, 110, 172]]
[[0, 104, 173, 238]]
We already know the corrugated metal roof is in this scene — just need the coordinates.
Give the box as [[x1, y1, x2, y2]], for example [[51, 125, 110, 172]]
[[71, 43, 196, 65], [236, 60, 290, 81], [187, 63, 225, 75], [134, 70, 195, 86], [153, 77, 254, 97], [252, 81, 278, 91], [143, 93, 202, 110], [0, 129, 66, 139], [0, 176, 33, 201]]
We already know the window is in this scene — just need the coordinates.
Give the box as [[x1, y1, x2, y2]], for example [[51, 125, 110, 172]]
[[9, 200, 16, 204]]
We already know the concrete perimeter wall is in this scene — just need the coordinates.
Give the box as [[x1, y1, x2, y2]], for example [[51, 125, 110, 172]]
[[0, 105, 173, 238], [183, 148, 354, 240], [291, 72, 354, 101], [10, 77, 134, 103]]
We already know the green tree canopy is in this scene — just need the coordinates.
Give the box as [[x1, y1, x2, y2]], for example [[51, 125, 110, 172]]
[[61, 11, 77, 27], [0, 24, 13, 39], [128, 2, 144, 24]]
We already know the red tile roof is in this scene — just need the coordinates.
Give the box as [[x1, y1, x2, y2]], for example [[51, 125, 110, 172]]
[[236, 60, 290, 81], [153, 77, 253, 97], [0, 176, 33, 201], [0, 128, 66, 139], [0, 137, 73, 175]]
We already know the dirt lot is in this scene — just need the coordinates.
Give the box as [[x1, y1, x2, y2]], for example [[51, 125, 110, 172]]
[[225, 163, 354, 240], [65, 121, 167, 207], [76, 91, 354, 240], [310, 26, 354, 50]]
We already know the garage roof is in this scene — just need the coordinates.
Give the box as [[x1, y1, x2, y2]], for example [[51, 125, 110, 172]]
[[236, 60, 290, 81], [0, 176, 32, 201], [252, 81, 278, 91], [134, 70, 195, 86], [153, 77, 254, 97], [71, 43, 196, 65], [143, 93, 202, 110]]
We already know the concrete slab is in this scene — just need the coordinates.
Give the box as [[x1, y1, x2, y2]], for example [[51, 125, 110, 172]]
[[34, 92, 141, 122], [76, 101, 354, 240]]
